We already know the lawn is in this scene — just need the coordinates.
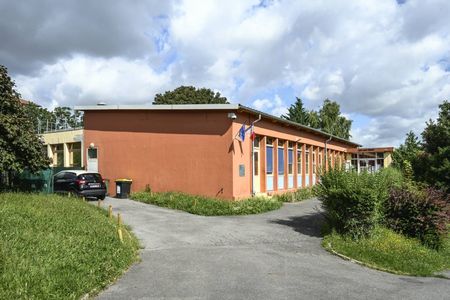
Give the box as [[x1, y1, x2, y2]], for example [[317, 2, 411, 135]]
[[0, 193, 139, 299], [323, 227, 450, 276], [131, 191, 282, 216]]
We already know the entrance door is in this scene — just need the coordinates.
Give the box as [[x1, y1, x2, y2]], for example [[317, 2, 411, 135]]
[[253, 149, 260, 193], [87, 148, 98, 172]]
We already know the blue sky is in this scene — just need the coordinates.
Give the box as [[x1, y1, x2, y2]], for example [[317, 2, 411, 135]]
[[1, 0, 449, 147]]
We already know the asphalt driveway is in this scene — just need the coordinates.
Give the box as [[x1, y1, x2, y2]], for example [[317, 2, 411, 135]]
[[96, 197, 449, 299]]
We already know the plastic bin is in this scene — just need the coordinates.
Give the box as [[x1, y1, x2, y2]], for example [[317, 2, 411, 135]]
[[115, 179, 132, 198]]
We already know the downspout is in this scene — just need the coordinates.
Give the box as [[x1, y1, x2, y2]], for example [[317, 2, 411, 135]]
[[251, 114, 262, 197], [324, 136, 332, 170]]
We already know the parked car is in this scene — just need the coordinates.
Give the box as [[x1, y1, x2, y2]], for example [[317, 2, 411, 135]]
[[53, 170, 106, 200]]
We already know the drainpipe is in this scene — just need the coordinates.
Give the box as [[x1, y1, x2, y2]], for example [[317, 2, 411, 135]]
[[324, 136, 332, 170], [251, 114, 262, 197]]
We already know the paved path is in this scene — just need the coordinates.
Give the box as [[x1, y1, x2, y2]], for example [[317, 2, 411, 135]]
[[96, 197, 449, 299]]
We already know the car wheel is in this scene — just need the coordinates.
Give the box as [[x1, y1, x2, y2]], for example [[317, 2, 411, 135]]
[[98, 195, 106, 200]]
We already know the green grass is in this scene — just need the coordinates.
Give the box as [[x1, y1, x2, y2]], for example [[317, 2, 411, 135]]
[[323, 227, 450, 276], [275, 187, 315, 203], [131, 191, 282, 216], [0, 193, 139, 299]]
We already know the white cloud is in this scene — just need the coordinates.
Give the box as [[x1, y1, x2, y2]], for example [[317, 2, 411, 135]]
[[252, 94, 287, 117], [15, 55, 172, 109], [4, 0, 450, 146]]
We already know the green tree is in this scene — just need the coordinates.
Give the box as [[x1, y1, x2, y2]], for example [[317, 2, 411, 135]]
[[420, 100, 450, 191], [319, 99, 352, 139], [282, 97, 309, 124], [52, 107, 83, 129], [392, 131, 421, 172], [0, 65, 49, 185], [154, 86, 229, 105], [283, 98, 352, 139]]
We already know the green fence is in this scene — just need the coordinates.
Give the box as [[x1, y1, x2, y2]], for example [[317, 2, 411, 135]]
[[10, 167, 84, 193]]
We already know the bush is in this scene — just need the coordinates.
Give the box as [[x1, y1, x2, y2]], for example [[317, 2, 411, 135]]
[[131, 191, 282, 216], [275, 187, 314, 202], [385, 186, 450, 249], [316, 169, 378, 239]]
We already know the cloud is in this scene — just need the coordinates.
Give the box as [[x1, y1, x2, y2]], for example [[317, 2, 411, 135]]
[[252, 95, 287, 117], [2, 0, 450, 147], [15, 55, 172, 109]]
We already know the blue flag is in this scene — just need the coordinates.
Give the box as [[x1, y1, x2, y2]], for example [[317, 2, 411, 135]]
[[237, 124, 245, 142]]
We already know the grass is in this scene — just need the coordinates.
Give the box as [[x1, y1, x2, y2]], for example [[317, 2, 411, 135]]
[[0, 193, 139, 299], [130, 191, 282, 216], [275, 187, 315, 202], [323, 227, 450, 276]]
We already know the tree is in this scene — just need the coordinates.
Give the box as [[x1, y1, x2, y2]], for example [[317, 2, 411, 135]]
[[282, 97, 309, 124], [283, 98, 352, 139], [319, 99, 352, 139], [392, 131, 421, 173], [154, 86, 229, 105], [420, 100, 450, 191], [0, 65, 49, 184]]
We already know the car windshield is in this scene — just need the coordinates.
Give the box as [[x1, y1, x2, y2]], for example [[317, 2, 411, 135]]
[[78, 173, 102, 182]]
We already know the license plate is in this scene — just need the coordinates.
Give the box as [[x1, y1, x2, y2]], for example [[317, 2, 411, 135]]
[[89, 183, 100, 188]]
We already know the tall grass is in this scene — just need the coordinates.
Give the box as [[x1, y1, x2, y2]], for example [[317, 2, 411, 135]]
[[131, 191, 282, 216], [0, 193, 139, 299]]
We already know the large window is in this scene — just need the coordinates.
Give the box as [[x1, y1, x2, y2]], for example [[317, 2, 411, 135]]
[[288, 142, 294, 175], [253, 152, 259, 176], [278, 140, 284, 175], [312, 148, 316, 174], [53, 144, 64, 167], [69, 142, 81, 167], [305, 147, 310, 175], [266, 138, 274, 175], [297, 145, 302, 175]]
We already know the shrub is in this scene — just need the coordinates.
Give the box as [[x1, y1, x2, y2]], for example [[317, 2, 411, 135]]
[[316, 169, 378, 239], [131, 191, 282, 216], [385, 186, 450, 249], [275, 187, 314, 202]]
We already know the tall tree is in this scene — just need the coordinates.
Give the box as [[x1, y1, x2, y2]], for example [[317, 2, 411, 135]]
[[282, 97, 309, 125], [0, 65, 49, 182], [420, 100, 450, 191], [392, 131, 421, 175], [319, 99, 352, 139], [283, 98, 352, 139], [154, 86, 229, 105]]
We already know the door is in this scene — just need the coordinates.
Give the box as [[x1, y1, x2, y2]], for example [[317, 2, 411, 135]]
[[253, 149, 260, 193], [87, 148, 98, 172]]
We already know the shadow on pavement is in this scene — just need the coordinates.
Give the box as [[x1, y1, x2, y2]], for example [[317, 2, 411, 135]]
[[269, 211, 325, 238]]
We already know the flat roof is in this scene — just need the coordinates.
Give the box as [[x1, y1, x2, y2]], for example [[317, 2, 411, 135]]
[[75, 103, 361, 147]]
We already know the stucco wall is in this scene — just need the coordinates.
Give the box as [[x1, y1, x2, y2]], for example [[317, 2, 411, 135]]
[[84, 110, 234, 199], [230, 112, 355, 199]]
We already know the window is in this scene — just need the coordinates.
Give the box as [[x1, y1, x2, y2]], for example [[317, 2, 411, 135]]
[[53, 144, 64, 167], [68, 142, 81, 167], [318, 152, 322, 170], [377, 152, 384, 158], [278, 141, 284, 175], [297, 146, 302, 175], [305, 147, 310, 175], [312, 149, 316, 174], [88, 148, 97, 159], [253, 152, 259, 175], [253, 136, 260, 148], [266, 143, 273, 175], [288, 148, 293, 174]]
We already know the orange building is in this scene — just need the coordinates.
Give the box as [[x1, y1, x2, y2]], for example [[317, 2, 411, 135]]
[[75, 104, 360, 200]]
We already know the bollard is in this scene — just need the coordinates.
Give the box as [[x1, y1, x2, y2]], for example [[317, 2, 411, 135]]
[[97, 199, 101, 207], [117, 213, 122, 227], [108, 205, 113, 218], [118, 228, 123, 243]]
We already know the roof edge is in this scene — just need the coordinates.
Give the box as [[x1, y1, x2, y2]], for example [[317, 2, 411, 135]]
[[74, 104, 240, 111]]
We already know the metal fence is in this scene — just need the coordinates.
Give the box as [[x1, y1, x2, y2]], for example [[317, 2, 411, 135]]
[[9, 167, 84, 193]]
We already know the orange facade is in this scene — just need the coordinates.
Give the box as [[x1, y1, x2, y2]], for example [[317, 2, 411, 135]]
[[81, 106, 358, 200]]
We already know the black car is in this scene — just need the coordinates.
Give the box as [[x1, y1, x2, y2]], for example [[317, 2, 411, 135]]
[[53, 170, 107, 200]]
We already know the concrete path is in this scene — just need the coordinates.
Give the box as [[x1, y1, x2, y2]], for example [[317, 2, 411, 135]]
[[96, 197, 449, 300]]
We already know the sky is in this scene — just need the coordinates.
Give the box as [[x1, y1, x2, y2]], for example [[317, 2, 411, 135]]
[[1, 0, 449, 147]]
